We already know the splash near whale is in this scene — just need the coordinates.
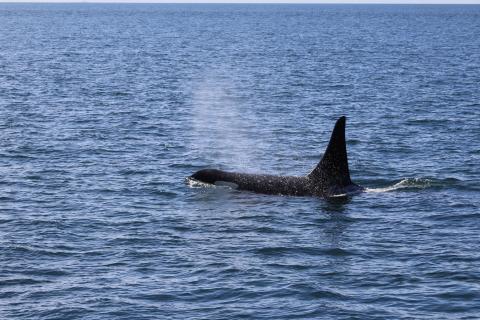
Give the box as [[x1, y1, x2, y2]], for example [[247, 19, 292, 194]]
[[189, 116, 364, 197]]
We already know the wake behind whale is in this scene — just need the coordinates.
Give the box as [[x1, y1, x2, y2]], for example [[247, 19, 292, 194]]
[[189, 116, 364, 198]]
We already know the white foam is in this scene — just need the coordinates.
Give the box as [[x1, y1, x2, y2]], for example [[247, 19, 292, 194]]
[[186, 177, 215, 188], [187, 178, 239, 191], [366, 178, 432, 193]]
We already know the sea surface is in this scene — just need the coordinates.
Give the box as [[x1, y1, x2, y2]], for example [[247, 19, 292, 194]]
[[1, 3, 479, 319]]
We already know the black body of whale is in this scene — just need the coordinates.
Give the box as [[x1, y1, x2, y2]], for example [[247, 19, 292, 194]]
[[190, 116, 363, 197]]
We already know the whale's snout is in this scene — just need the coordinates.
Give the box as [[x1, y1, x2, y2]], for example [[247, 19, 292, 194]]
[[190, 169, 220, 184]]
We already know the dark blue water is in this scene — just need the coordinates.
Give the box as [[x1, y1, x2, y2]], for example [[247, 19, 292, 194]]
[[1, 3, 479, 319]]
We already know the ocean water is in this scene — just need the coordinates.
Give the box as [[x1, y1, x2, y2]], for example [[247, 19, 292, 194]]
[[1, 3, 480, 319]]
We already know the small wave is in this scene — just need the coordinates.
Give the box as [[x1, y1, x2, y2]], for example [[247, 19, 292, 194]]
[[365, 178, 461, 193], [366, 178, 431, 192], [150, 189, 178, 198], [186, 177, 215, 188], [135, 293, 177, 302], [187, 177, 235, 190], [407, 118, 451, 125], [366, 177, 458, 193], [0, 278, 49, 286], [253, 246, 355, 257], [308, 289, 348, 300]]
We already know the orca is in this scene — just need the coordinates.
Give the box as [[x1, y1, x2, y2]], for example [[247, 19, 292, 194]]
[[189, 116, 364, 197]]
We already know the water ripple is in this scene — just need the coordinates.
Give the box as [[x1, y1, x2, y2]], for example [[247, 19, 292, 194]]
[[1, 3, 480, 320]]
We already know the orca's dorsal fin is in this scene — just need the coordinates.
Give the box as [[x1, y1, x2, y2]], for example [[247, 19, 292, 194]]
[[308, 116, 353, 193]]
